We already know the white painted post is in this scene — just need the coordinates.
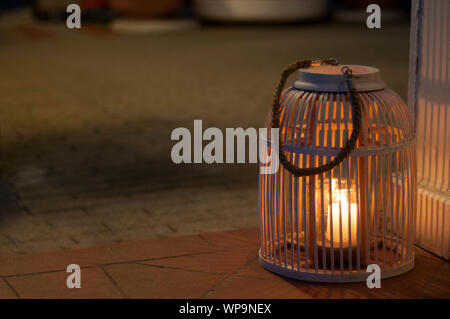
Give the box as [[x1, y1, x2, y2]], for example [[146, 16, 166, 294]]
[[409, 0, 450, 260]]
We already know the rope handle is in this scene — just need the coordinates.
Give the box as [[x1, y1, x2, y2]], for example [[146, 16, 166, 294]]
[[271, 59, 363, 177]]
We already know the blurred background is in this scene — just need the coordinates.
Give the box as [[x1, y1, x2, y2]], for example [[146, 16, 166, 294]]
[[0, 0, 411, 256]]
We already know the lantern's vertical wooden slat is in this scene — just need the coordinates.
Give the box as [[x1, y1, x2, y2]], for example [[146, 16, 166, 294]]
[[281, 161, 287, 266], [301, 174, 308, 269], [291, 92, 304, 271], [327, 94, 335, 273], [297, 93, 312, 270], [319, 94, 329, 271], [307, 95, 319, 271], [269, 144, 277, 264], [337, 166, 344, 273], [301, 93, 315, 270], [354, 154, 361, 272], [259, 166, 265, 258], [275, 159, 282, 265], [312, 93, 326, 271], [268, 162, 274, 262], [288, 91, 302, 270], [320, 166, 326, 271], [373, 154, 380, 264], [335, 93, 344, 273], [289, 152, 297, 269], [328, 168, 335, 272], [342, 92, 352, 270], [276, 91, 294, 267], [346, 157, 353, 271], [358, 92, 370, 266], [295, 154, 301, 270], [381, 153, 389, 269], [280, 92, 296, 268], [394, 150, 401, 264]]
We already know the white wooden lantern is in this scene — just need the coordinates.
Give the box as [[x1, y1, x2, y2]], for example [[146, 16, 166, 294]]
[[259, 61, 416, 282]]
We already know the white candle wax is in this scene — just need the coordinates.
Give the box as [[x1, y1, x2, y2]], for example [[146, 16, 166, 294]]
[[326, 192, 358, 247]]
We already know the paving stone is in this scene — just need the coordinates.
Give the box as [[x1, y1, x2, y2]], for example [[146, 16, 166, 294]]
[[0, 244, 22, 257], [7, 267, 123, 298], [70, 231, 124, 247], [0, 235, 12, 245], [44, 209, 90, 227], [51, 224, 111, 237], [9, 237, 78, 255], [0, 221, 56, 243], [92, 210, 155, 232], [104, 263, 224, 298]]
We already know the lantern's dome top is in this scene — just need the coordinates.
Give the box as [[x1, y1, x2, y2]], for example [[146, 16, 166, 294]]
[[294, 64, 386, 92]]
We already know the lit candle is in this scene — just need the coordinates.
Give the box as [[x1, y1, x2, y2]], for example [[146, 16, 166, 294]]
[[326, 182, 358, 247]]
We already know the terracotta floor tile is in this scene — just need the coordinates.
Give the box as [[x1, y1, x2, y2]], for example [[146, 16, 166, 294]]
[[0, 234, 213, 277], [420, 258, 450, 298], [7, 267, 123, 299], [142, 247, 258, 275], [205, 275, 308, 299], [236, 250, 449, 298], [200, 228, 259, 251], [206, 273, 391, 299], [379, 250, 447, 298], [104, 263, 224, 298], [238, 260, 286, 280], [0, 278, 18, 299], [221, 228, 260, 243], [0, 227, 447, 299]]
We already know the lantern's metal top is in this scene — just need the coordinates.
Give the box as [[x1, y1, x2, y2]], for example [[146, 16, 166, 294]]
[[294, 65, 386, 92]]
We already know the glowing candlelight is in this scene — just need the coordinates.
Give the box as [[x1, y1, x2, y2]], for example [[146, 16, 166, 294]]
[[326, 180, 358, 247]]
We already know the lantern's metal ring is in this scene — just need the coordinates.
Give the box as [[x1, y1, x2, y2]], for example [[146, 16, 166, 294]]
[[341, 66, 353, 76]]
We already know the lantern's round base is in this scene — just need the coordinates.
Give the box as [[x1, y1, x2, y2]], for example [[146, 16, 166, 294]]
[[259, 250, 414, 283]]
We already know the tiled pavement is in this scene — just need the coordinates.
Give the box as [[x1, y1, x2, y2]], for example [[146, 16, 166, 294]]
[[0, 227, 448, 299], [1, 10, 411, 255]]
